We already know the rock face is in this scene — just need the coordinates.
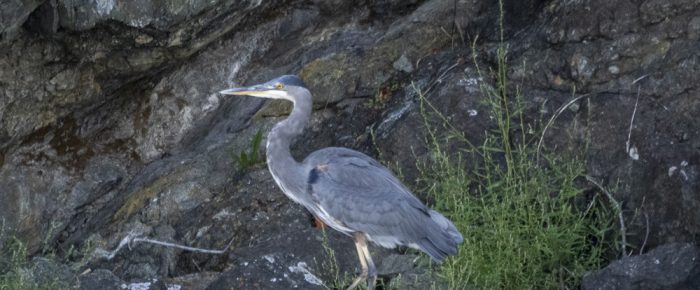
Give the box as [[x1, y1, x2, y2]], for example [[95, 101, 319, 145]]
[[582, 243, 700, 290], [0, 0, 699, 288], [0, 0, 44, 43], [512, 0, 700, 248]]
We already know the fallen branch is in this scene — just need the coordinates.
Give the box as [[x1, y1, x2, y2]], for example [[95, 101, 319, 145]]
[[585, 175, 628, 257], [95, 232, 234, 260]]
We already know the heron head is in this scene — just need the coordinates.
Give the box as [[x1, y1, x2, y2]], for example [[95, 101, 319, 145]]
[[219, 75, 308, 102]]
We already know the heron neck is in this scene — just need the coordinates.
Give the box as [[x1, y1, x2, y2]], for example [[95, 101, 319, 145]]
[[265, 97, 312, 202]]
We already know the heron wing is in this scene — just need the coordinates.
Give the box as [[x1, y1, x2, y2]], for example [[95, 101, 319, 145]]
[[304, 147, 432, 243], [304, 147, 463, 261]]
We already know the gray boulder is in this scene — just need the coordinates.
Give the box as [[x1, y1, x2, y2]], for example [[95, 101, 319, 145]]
[[582, 243, 700, 290]]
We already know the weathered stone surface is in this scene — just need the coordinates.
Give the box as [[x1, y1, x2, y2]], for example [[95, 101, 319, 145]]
[[0, 0, 296, 252], [165, 271, 219, 290], [205, 239, 330, 290], [78, 269, 124, 290], [55, 0, 229, 31], [393, 54, 414, 73], [28, 257, 75, 289], [582, 243, 700, 290], [0, 0, 44, 43], [301, 53, 361, 104], [0, 0, 699, 289], [510, 0, 700, 248]]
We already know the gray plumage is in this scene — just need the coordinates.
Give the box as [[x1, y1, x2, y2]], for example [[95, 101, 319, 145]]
[[220, 75, 463, 290], [304, 147, 463, 260]]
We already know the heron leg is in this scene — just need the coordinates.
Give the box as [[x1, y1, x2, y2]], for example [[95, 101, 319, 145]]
[[346, 233, 369, 290], [359, 237, 377, 290]]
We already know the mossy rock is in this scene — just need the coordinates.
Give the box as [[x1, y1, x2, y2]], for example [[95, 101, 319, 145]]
[[300, 53, 359, 104]]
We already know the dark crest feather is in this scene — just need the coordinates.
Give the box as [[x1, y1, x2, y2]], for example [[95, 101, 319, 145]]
[[273, 75, 307, 89]]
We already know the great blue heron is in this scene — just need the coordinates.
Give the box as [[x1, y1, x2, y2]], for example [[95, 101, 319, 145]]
[[220, 75, 463, 290]]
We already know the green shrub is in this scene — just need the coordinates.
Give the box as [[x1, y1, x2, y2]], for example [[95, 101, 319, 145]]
[[415, 2, 617, 287]]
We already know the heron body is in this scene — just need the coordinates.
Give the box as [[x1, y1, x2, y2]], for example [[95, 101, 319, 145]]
[[221, 75, 463, 290]]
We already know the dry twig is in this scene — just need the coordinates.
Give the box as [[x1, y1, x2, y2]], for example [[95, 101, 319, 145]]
[[625, 86, 641, 160], [640, 211, 650, 254], [95, 232, 234, 260]]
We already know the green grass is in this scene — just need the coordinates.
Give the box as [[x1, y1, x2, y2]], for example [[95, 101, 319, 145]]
[[319, 228, 353, 290], [418, 132, 615, 289], [0, 222, 90, 290], [0, 235, 32, 290], [231, 129, 265, 170], [413, 1, 617, 288], [0, 233, 66, 290]]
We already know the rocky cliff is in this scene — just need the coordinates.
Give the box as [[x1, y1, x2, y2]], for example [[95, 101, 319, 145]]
[[1, 0, 698, 289]]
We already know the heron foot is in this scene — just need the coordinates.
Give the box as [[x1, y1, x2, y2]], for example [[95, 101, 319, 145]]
[[345, 268, 377, 290], [367, 268, 377, 290], [348, 232, 377, 290], [345, 271, 367, 290], [345, 269, 377, 290]]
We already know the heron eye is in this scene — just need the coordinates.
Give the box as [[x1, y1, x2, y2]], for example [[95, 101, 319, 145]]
[[275, 83, 284, 89]]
